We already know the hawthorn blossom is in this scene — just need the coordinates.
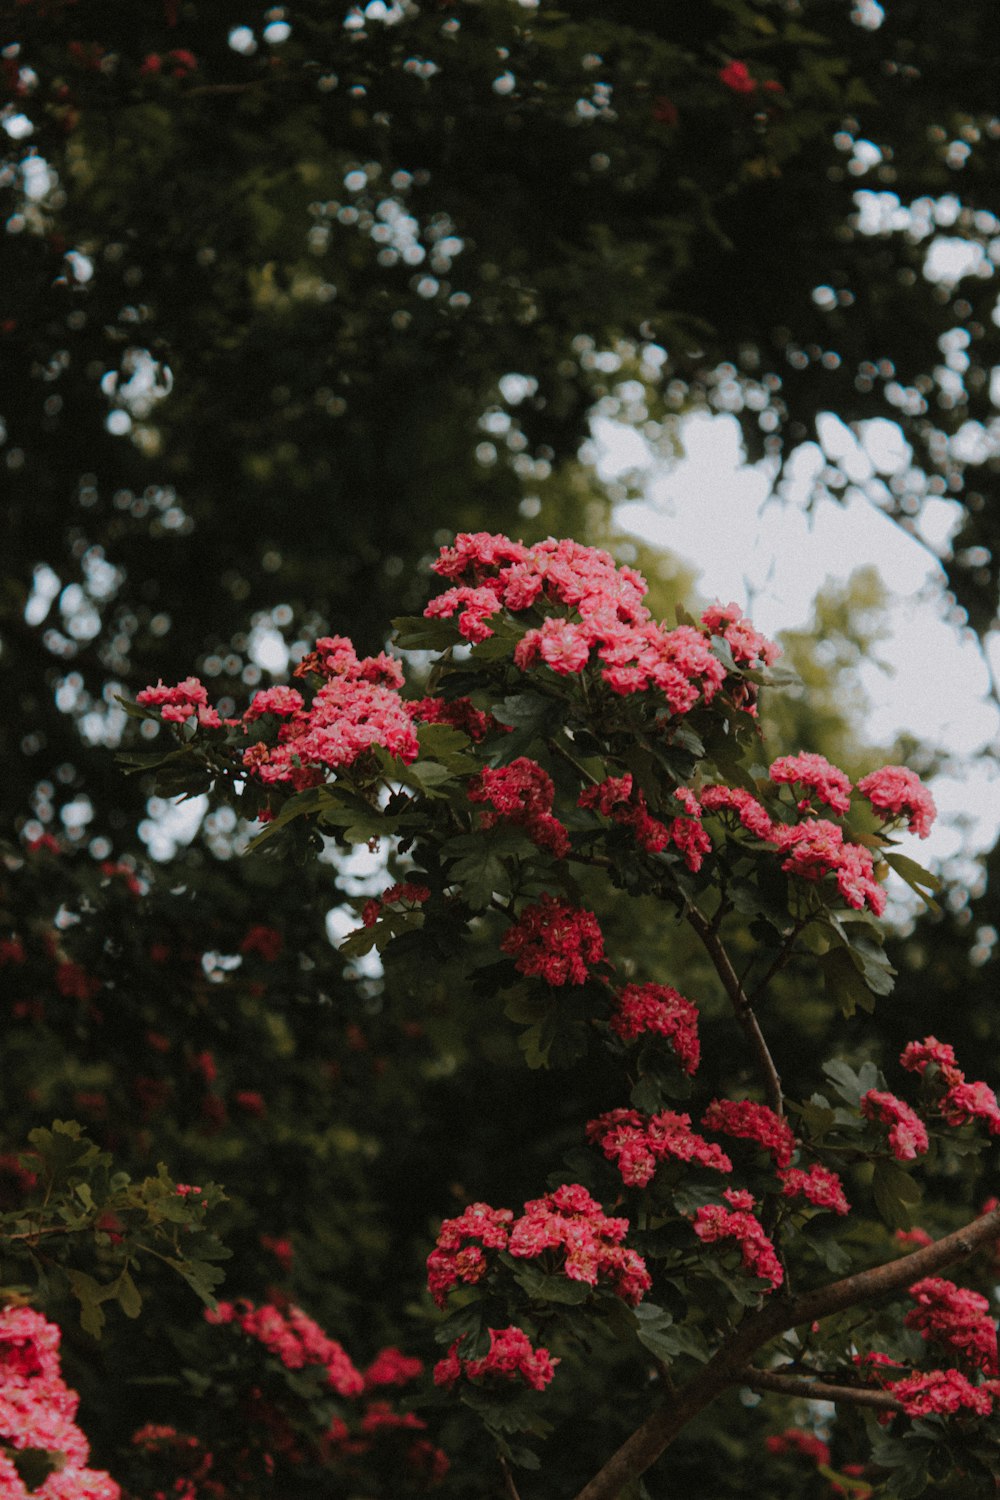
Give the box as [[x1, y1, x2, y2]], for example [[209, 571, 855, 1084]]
[[941, 1079, 1000, 1135], [861, 1090, 929, 1161], [778, 1163, 850, 1215], [241, 637, 419, 784], [765, 1428, 831, 1466], [701, 1098, 796, 1169], [426, 1203, 514, 1307], [906, 1278, 999, 1374], [900, 1036, 963, 1085], [204, 1299, 364, 1395], [890, 1368, 992, 1418], [433, 1326, 558, 1392], [0, 1307, 121, 1498], [507, 1183, 650, 1304], [364, 1347, 423, 1390], [406, 694, 499, 742], [609, 982, 701, 1075], [500, 894, 604, 987], [769, 752, 853, 815], [856, 765, 936, 838], [469, 757, 569, 857], [587, 1107, 731, 1188], [692, 1189, 784, 1291], [699, 784, 775, 839]]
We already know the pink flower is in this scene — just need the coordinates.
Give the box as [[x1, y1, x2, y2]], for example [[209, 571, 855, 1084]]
[[609, 982, 701, 1074], [900, 1037, 962, 1085], [136, 675, 212, 724], [469, 758, 569, 857], [364, 1347, 423, 1390], [692, 1191, 783, 1291], [699, 785, 774, 839], [701, 1098, 796, 1169], [857, 765, 936, 838], [243, 686, 304, 723], [719, 60, 756, 94], [861, 1090, 929, 1160], [426, 1203, 514, 1307], [906, 1277, 998, 1374], [434, 1327, 558, 1392], [778, 1164, 850, 1215], [769, 752, 853, 815], [941, 1080, 1000, 1135], [500, 894, 604, 987], [890, 1368, 992, 1418], [507, 1184, 650, 1304], [587, 1107, 731, 1187], [765, 1428, 831, 1466]]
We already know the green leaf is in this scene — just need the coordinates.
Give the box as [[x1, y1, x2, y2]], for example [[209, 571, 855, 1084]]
[[872, 1160, 921, 1231], [164, 1256, 227, 1306], [391, 615, 462, 650], [821, 946, 876, 1018], [116, 1270, 142, 1319], [884, 853, 942, 914], [67, 1270, 116, 1339]]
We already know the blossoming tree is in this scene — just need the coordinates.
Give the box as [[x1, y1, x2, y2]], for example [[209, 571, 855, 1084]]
[[104, 531, 1000, 1499], [4, 531, 999, 1497]]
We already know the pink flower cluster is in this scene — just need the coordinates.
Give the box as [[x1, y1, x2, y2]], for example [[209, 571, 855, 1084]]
[[587, 1107, 731, 1188], [699, 785, 774, 840], [860, 1090, 929, 1161], [433, 1326, 558, 1392], [406, 695, 498, 743], [468, 757, 569, 857], [905, 1278, 999, 1375], [765, 1427, 831, 1466], [136, 675, 223, 728], [361, 882, 431, 928], [204, 1300, 364, 1396], [769, 752, 853, 815], [0, 1306, 121, 1499], [774, 819, 885, 915], [692, 1188, 784, 1291], [508, 1184, 651, 1304], [609, 982, 701, 1075], [578, 776, 711, 870], [424, 532, 778, 715], [426, 1203, 515, 1307], [241, 636, 418, 787], [701, 1098, 796, 1169], [900, 1037, 1000, 1136], [857, 765, 936, 839], [427, 1187, 650, 1309], [363, 1347, 424, 1390], [889, 1368, 992, 1418], [778, 1163, 850, 1216], [500, 894, 604, 987]]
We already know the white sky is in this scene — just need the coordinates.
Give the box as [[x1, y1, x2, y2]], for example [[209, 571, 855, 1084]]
[[599, 410, 1000, 884]]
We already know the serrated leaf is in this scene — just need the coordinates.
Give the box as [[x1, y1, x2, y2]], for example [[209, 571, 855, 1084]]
[[391, 615, 462, 650], [822, 946, 876, 1018]]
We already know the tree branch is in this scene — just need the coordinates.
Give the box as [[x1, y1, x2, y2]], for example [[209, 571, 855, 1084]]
[[738, 1365, 902, 1412], [572, 1205, 1000, 1500], [684, 903, 784, 1117], [498, 1454, 523, 1500]]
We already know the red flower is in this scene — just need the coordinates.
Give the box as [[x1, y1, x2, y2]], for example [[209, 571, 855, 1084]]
[[719, 61, 756, 94]]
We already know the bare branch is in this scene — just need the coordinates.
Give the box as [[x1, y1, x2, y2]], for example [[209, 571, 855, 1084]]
[[572, 1205, 1000, 1500], [739, 1365, 902, 1412], [498, 1453, 523, 1500], [684, 903, 784, 1117]]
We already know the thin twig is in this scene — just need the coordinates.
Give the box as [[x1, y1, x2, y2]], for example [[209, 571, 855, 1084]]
[[738, 1365, 902, 1412], [748, 914, 813, 1006], [684, 903, 784, 1117], [572, 1204, 1000, 1500], [498, 1453, 523, 1500], [546, 735, 599, 786]]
